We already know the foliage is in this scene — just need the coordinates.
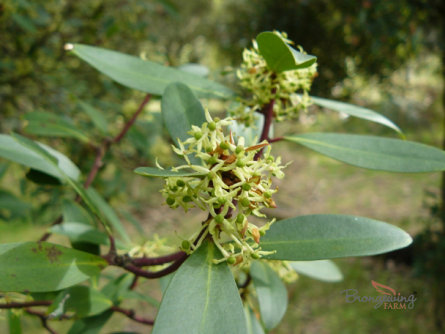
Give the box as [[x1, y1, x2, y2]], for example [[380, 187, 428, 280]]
[[0, 30, 443, 333]]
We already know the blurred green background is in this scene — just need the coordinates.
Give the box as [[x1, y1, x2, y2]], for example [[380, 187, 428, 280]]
[[1, 0, 444, 333]]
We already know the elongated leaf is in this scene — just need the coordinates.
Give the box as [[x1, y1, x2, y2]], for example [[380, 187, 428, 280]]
[[161, 82, 206, 146], [24, 112, 90, 142], [0, 242, 107, 292], [310, 96, 402, 134], [78, 101, 109, 134], [134, 166, 207, 177], [152, 241, 246, 334], [256, 32, 316, 72], [120, 290, 160, 307], [244, 306, 265, 334], [260, 215, 412, 261], [285, 133, 445, 173], [250, 261, 287, 330], [290, 260, 343, 282], [49, 286, 112, 318], [85, 188, 131, 246], [0, 134, 80, 181], [178, 63, 209, 77], [69, 44, 234, 99]]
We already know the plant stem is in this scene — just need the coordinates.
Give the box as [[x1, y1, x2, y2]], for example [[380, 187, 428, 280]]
[[131, 251, 187, 267], [254, 97, 275, 160], [0, 301, 52, 309], [111, 306, 154, 326], [25, 308, 58, 334]]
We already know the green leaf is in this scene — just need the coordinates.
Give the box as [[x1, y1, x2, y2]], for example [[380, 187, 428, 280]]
[[256, 32, 316, 72], [309, 96, 402, 134], [244, 306, 265, 334], [290, 260, 343, 282], [0, 134, 80, 181], [78, 101, 109, 134], [49, 286, 113, 318], [101, 273, 133, 303], [250, 261, 288, 330], [0, 242, 107, 292], [51, 222, 126, 249], [85, 188, 131, 246], [26, 169, 62, 186], [134, 166, 207, 178], [7, 310, 22, 334], [260, 214, 413, 261], [0, 190, 31, 218], [152, 241, 247, 334], [24, 112, 90, 143], [178, 63, 209, 77], [161, 82, 206, 146], [68, 310, 113, 334], [285, 133, 445, 173], [69, 44, 234, 99]]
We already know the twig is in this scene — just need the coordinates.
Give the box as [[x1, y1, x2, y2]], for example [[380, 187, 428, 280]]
[[37, 94, 151, 241], [254, 97, 276, 160], [0, 301, 52, 309], [111, 306, 154, 326], [25, 308, 57, 334], [131, 251, 187, 267], [268, 136, 283, 143]]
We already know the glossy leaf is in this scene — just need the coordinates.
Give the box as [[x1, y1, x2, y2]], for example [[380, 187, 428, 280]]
[[152, 241, 246, 334], [69, 44, 234, 99], [161, 82, 206, 146], [244, 306, 265, 334], [0, 134, 80, 181], [49, 286, 112, 318], [310, 96, 402, 134], [78, 101, 109, 134], [134, 166, 207, 178], [285, 133, 445, 172], [260, 214, 412, 261], [256, 32, 316, 72], [250, 261, 288, 330], [0, 242, 107, 292], [290, 260, 343, 282], [24, 112, 90, 142]]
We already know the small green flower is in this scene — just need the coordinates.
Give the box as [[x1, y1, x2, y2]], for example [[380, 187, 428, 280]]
[[230, 31, 317, 126], [159, 111, 286, 265]]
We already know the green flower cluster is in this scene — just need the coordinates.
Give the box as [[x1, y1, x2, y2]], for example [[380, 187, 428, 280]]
[[160, 111, 286, 265], [231, 31, 317, 126]]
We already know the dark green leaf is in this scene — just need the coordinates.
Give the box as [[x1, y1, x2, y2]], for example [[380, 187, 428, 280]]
[[69, 44, 234, 99], [134, 166, 207, 178], [0, 242, 107, 292], [26, 169, 61, 186], [250, 261, 288, 330], [78, 101, 109, 134], [261, 214, 412, 261], [310, 96, 402, 134], [0, 134, 80, 181], [24, 112, 90, 142], [161, 82, 206, 146], [152, 241, 246, 334], [256, 32, 316, 72], [290, 260, 343, 282], [68, 310, 113, 334], [285, 133, 445, 173], [49, 286, 113, 318]]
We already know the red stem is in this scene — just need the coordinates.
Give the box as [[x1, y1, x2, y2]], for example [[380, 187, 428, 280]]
[[254, 98, 275, 160], [111, 306, 154, 326], [131, 251, 186, 267]]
